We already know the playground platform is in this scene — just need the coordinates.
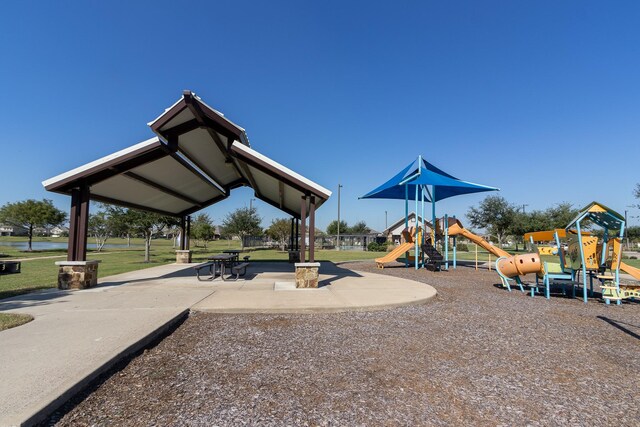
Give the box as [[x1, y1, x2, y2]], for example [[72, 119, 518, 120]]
[[0, 262, 435, 426]]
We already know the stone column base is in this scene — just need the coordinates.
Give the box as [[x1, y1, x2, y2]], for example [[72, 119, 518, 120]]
[[294, 262, 321, 288], [55, 260, 101, 290], [175, 250, 192, 264]]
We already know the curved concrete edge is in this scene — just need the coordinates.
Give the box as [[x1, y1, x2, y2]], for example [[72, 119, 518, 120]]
[[18, 310, 189, 427], [191, 269, 438, 314]]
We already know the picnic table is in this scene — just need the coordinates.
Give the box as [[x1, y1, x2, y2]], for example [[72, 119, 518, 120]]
[[193, 253, 250, 281]]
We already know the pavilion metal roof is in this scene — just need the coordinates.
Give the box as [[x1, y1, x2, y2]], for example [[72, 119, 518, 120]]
[[43, 91, 331, 218]]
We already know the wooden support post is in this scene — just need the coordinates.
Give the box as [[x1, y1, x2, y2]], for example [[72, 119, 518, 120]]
[[77, 184, 90, 261], [290, 218, 294, 249], [309, 196, 316, 262], [295, 219, 299, 250], [300, 196, 307, 263], [186, 215, 191, 250], [180, 216, 186, 250], [68, 184, 89, 261], [67, 189, 79, 261]]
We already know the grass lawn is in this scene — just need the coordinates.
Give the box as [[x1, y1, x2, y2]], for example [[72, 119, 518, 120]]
[[0, 313, 33, 331], [0, 237, 386, 300]]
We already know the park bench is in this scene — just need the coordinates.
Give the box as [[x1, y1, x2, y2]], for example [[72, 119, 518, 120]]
[[0, 261, 21, 276]]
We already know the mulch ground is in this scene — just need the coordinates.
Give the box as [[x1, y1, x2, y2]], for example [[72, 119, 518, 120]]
[[49, 262, 640, 426]]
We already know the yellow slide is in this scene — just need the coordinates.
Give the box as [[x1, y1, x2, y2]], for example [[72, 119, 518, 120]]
[[447, 220, 511, 258], [620, 262, 640, 281], [375, 242, 416, 269]]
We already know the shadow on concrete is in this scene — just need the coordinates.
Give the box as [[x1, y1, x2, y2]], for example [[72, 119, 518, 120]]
[[0, 288, 73, 311], [0, 265, 198, 311]]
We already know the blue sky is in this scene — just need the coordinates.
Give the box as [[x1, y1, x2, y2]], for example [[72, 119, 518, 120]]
[[1, 0, 639, 231]]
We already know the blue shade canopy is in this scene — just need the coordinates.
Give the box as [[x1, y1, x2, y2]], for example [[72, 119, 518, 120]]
[[360, 156, 499, 201]]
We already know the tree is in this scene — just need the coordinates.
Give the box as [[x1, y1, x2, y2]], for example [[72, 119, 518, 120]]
[[103, 205, 135, 246], [545, 202, 579, 229], [266, 218, 291, 251], [348, 220, 371, 234], [326, 220, 348, 235], [191, 213, 215, 249], [0, 199, 67, 251], [221, 207, 262, 250], [467, 195, 516, 246], [626, 226, 640, 242], [507, 211, 530, 251], [127, 209, 180, 262], [88, 210, 111, 252]]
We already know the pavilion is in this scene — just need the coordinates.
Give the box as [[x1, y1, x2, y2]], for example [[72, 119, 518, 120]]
[[43, 91, 331, 286]]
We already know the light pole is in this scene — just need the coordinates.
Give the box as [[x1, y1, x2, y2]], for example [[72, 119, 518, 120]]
[[625, 206, 635, 249], [337, 184, 342, 251], [522, 204, 529, 213], [250, 198, 256, 211], [385, 210, 388, 229]]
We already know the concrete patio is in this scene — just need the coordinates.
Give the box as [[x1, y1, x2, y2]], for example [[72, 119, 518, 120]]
[[0, 261, 435, 426]]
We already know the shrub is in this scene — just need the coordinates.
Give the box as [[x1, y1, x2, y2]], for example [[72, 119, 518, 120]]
[[368, 241, 389, 252], [455, 243, 469, 252]]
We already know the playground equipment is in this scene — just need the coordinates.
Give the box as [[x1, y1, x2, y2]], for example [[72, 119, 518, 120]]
[[375, 227, 421, 269], [495, 253, 542, 295], [361, 155, 498, 270], [445, 219, 542, 293], [564, 201, 638, 304], [447, 219, 510, 258], [593, 236, 640, 302]]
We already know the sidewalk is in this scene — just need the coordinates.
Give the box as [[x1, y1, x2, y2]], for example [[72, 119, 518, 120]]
[[0, 264, 215, 427], [0, 262, 435, 426]]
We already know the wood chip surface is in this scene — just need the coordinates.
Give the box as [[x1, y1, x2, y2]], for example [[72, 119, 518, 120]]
[[48, 262, 640, 426]]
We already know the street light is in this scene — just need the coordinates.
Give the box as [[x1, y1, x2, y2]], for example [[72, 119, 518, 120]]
[[385, 210, 388, 229], [250, 198, 256, 211], [337, 184, 342, 251]]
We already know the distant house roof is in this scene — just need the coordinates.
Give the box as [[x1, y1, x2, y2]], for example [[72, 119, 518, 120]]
[[383, 212, 430, 235]]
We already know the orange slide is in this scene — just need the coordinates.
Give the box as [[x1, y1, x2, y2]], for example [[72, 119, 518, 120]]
[[620, 262, 640, 281], [376, 227, 419, 268], [447, 220, 511, 258], [375, 242, 416, 269]]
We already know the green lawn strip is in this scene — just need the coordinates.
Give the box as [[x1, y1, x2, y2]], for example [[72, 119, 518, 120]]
[[0, 313, 34, 331]]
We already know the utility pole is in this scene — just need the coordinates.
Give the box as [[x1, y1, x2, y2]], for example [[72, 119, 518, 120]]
[[337, 184, 342, 251], [250, 198, 256, 211]]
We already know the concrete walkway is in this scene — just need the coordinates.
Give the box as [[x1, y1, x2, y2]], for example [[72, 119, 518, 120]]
[[0, 262, 435, 426]]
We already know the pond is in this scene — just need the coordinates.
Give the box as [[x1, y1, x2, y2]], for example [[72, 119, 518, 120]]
[[0, 241, 141, 251]]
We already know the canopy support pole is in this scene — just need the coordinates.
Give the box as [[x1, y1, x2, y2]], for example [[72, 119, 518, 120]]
[[185, 216, 191, 250], [576, 220, 588, 303], [415, 184, 419, 270], [453, 215, 457, 269], [67, 183, 90, 261], [300, 196, 307, 263], [431, 185, 436, 245], [290, 218, 294, 249], [444, 214, 449, 270], [309, 196, 316, 263], [405, 184, 409, 267], [421, 185, 425, 267], [179, 217, 186, 250]]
